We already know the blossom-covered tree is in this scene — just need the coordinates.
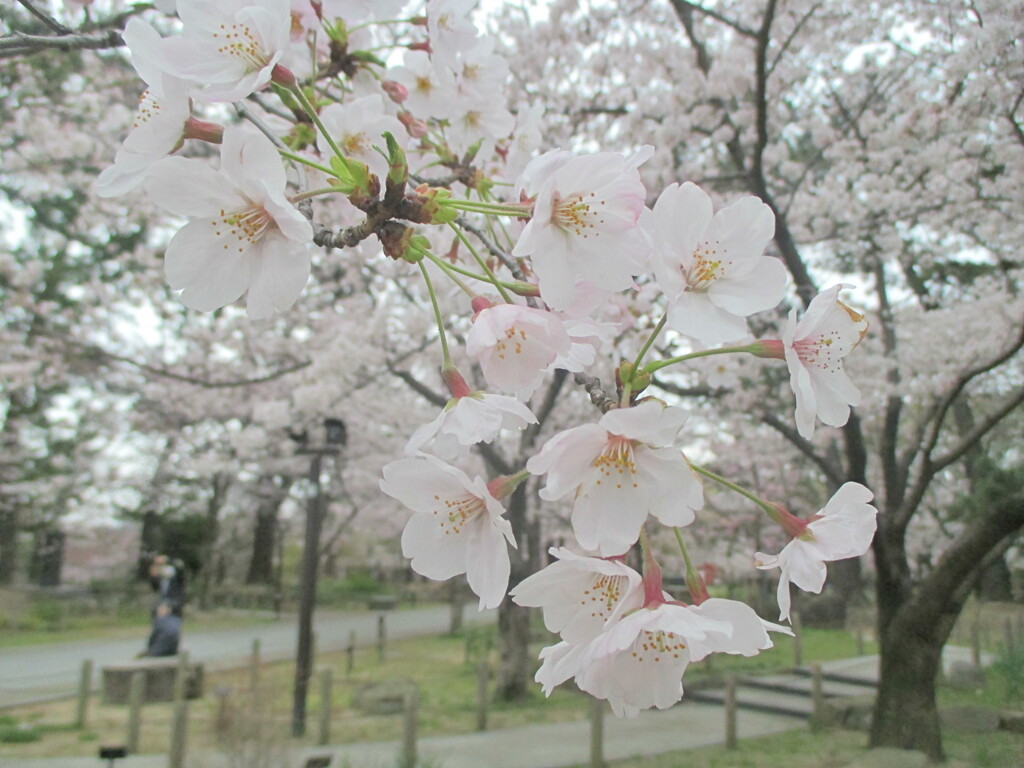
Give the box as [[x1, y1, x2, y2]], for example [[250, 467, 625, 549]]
[[14, 0, 1012, 751], [494, 0, 1024, 757]]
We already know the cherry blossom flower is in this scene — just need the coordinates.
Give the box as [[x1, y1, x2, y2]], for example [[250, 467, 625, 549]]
[[427, 0, 479, 70], [755, 482, 878, 621], [779, 284, 868, 439], [404, 391, 537, 460], [388, 51, 459, 120], [510, 548, 644, 644], [465, 303, 574, 397], [161, 0, 293, 102], [96, 20, 194, 197], [555, 601, 732, 717], [145, 127, 311, 318], [651, 182, 786, 344], [317, 95, 407, 183], [380, 455, 516, 609], [527, 400, 704, 556], [513, 148, 652, 310]]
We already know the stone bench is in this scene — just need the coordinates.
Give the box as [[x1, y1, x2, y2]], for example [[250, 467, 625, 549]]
[[102, 657, 204, 704]]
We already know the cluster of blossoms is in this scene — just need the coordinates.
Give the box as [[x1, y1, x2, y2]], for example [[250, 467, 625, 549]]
[[95, 0, 878, 716]]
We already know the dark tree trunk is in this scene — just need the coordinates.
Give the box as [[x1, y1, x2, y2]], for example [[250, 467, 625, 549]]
[[871, 622, 945, 761], [0, 509, 19, 584], [870, 491, 1024, 760], [496, 483, 534, 701], [496, 596, 532, 700], [976, 552, 1014, 603], [247, 506, 278, 584]]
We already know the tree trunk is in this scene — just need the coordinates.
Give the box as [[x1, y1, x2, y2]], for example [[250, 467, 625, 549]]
[[247, 505, 278, 584], [976, 553, 1013, 603], [870, 614, 946, 761], [0, 509, 19, 584], [495, 483, 534, 701], [496, 594, 532, 701]]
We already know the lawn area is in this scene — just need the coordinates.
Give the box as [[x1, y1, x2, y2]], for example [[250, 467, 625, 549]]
[[573, 725, 1024, 768]]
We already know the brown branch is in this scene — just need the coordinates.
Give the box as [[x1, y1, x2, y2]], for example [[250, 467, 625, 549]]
[[760, 411, 844, 487], [667, 0, 758, 38], [16, 0, 70, 34]]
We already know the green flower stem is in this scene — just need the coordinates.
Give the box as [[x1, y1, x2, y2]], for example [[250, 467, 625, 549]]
[[418, 260, 453, 368], [278, 149, 335, 176], [673, 528, 701, 583], [691, 464, 777, 517], [622, 314, 668, 405], [421, 249, 530, 294], [643, 343, 759, 375], [420, 249, 475, 298], [290, 186, 339, 202], [447, 222, 514, 304], [290, 84, 347, 164], [443, 200, 533, 218]]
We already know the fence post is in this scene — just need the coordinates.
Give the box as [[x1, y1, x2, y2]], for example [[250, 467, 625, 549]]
[[347, 629, 356, 676], [724, 674, 738, 750], [589, 695, 604, 768], [126, 670, 145, 753], [971, 621, 982, 669], [475, 656, 489, 732], [792, 611, 803, 668], [810, 662, 824, 726], [249, 638, 261, 693], [75, 658, 93, 729], [168, 652, 190, 768], [318, 668, 333, 746], [401, 687, 418, 768]]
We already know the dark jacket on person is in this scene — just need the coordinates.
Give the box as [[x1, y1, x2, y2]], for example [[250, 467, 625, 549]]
[[145, 613, 182, 657]]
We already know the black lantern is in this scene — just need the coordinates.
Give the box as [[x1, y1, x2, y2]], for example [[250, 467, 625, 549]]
[[324, 417, 347, 448]]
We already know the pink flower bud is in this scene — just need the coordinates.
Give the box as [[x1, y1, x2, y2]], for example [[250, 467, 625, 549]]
[[470, 296, 494, 315], [182, 118, 224, 144], [441, 366, 472, 399], [407, 41, 432, 53], [382, 80, 409, 104], [270, 65, 297, 89], [749, 339, 786, 360], [398, 111, 428, 138]]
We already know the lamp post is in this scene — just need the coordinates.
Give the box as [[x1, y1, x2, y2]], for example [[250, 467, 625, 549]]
[[291, 418, 346, 738]]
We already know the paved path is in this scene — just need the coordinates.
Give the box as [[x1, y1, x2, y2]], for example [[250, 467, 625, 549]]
[[0, 604, 494, 708]]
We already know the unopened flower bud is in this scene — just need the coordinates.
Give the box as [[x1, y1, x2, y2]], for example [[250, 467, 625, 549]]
[[441, 366, 472, 399], [398, 111, 429, 139], [382, 80, 409, 104], [182, 117, 224, 144], [270, 64, 297, 89], [748, 339, 786, 360], [407, 41, 432, 53]]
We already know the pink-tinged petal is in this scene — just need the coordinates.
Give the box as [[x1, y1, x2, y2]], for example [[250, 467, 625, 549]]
[[667, 290, 750, 345], [652, 182, 713, 278], [707, 255, 787, 316], [572, 480, 649, 556], [808, 367, 861, 426], [146, 157, 246, 217], [528, 424, 608, 500], [688, 598, 774, 658], [786, 344, 818, 439], [261, 185, 313, 242], [598, 400, 687, 446], [379, 457, 473, 512], [639, 446, 703, 525], [536, 641, 586, 696], [122, 19, 171, 90], [703, 195, 775, 264], [244, 235, 310, 319], [821, 481, 875, 512], [400, 512, 467, 580], [221, 127, 287, 194], [464, 519, 512, 609], [782, 542, 828, 594], [163, 219, 249, 310]]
